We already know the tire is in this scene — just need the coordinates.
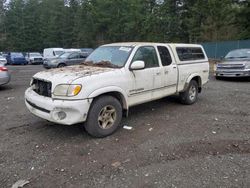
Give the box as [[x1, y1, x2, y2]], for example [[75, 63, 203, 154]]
[[179, 80, 198, 105], [85, 95, 122, 138], [58, 63, 66, 68], [215, 76, 220, 80]]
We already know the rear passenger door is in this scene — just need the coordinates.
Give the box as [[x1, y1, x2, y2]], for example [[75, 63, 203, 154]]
[[157, 46, 178, 95]]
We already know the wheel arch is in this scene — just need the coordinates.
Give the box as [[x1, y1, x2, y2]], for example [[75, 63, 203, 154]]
[[57, 63, 66, 68], [88, 87, 129, 116], [184, 74, 202, 93]]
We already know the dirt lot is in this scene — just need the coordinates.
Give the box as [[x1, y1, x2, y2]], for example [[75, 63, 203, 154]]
[[1, 65, 250, 188]]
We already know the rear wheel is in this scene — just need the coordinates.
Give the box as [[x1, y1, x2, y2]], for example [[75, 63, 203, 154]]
[[85, 96, 122, 138], [179, 80, 198, 105]]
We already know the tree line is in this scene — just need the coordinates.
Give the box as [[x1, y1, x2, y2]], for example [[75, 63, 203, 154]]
[[0, 0, 249, 52]]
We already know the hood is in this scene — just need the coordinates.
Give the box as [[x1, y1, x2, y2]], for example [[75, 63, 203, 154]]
[[33, 65, 116, 84], [219, 59, 250, 65], [30, 56, 43, 59]]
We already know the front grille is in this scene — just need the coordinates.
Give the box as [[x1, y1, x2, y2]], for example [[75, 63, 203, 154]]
[[32, 79, 52, 97], [34, 58, 43, 61], [217, 64, 245, 70]]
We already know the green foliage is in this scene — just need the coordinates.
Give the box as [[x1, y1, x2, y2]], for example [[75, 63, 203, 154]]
[[0, 0, 249, 52], [236, 0, 250, 39]]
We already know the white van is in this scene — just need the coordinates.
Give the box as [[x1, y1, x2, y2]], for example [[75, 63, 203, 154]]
[[63, 49, 81, 53], [43, 48, 64, 59]]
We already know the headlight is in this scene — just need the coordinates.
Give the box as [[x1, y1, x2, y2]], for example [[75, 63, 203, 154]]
[[53, 84, 82, 96]]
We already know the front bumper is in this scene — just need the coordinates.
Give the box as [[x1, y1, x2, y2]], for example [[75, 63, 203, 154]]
[[30, 60, 43, 64], [215, 69, 250, 77], [0, 71, 11, 85], [25, 88, 92, 125]]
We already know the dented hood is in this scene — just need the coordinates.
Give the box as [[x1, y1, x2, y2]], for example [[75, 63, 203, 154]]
[[33, 65, 115, 84]]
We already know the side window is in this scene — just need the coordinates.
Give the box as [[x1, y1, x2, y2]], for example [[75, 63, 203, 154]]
[[157, 46, 172, 66], [191, 48, 205, 59], [69, 53, 79, 59], [132, 46, 159, 68], [176, 47, 205, 61], [79, 54, 86, 58]]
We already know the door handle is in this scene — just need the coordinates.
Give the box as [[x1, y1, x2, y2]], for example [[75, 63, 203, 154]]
[[156, 72, 161, 76], [165, 70, 169, 74], [173, 66, 177, 69]]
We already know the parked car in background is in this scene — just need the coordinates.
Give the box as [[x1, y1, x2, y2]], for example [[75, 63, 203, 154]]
[[25, 52, 43, 65], [80, 48, 93, 57], [6, 52, 27, 65], [43, 51, 86, 69], [215, 49, 250, 78], [0, 55, 7, 66], [43, 48, 64, 59], [0, 65, 10, 85]]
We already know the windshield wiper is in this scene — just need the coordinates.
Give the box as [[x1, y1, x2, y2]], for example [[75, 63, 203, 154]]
[[237, 56, 248, 59], [81, 61, 120, 68], [226, 56, 249, 59]]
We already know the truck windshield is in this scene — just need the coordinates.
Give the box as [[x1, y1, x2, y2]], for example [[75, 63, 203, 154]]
[[84, 46, 133, 68], [225, 49, 250, 60]]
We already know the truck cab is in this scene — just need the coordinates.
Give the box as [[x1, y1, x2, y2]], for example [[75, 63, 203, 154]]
[[25, 42, 209, 137]]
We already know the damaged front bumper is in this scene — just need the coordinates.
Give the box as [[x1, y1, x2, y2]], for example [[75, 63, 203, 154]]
[[25, 87, 92, 125]]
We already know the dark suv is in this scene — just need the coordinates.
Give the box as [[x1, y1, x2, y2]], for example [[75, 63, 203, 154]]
[[6, 52, 27, 65]]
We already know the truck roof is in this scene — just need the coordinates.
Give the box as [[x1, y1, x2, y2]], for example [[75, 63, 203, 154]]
[[103, 42, 203, 48]]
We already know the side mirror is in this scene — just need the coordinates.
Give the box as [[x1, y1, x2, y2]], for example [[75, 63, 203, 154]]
[[130, 60, 145, 70]]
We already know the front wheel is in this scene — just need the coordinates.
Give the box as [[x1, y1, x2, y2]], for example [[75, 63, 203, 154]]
[[84, 96, 122, 138], [215, 76, 221, 80], [179, 80, 198, 105], [58, 63, 66, 68]]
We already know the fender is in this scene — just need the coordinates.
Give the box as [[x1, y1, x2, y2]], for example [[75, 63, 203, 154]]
[[88, 86, 129, 110], [183, 73, 202, 91]]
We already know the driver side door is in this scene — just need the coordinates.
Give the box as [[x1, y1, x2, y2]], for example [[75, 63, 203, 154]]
[[128, 46, 161, 106]]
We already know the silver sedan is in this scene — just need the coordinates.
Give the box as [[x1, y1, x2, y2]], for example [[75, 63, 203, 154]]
[[0, 66, 10, 85]]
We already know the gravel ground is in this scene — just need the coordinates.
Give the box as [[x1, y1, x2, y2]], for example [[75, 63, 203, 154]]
[[0, 65, 250, 188]]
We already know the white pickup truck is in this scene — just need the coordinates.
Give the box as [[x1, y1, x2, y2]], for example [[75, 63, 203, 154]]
[[25, 42, 209, 137]]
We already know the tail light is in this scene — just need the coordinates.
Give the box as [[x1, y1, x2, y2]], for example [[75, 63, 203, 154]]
[[0, 67, 8, 71]]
